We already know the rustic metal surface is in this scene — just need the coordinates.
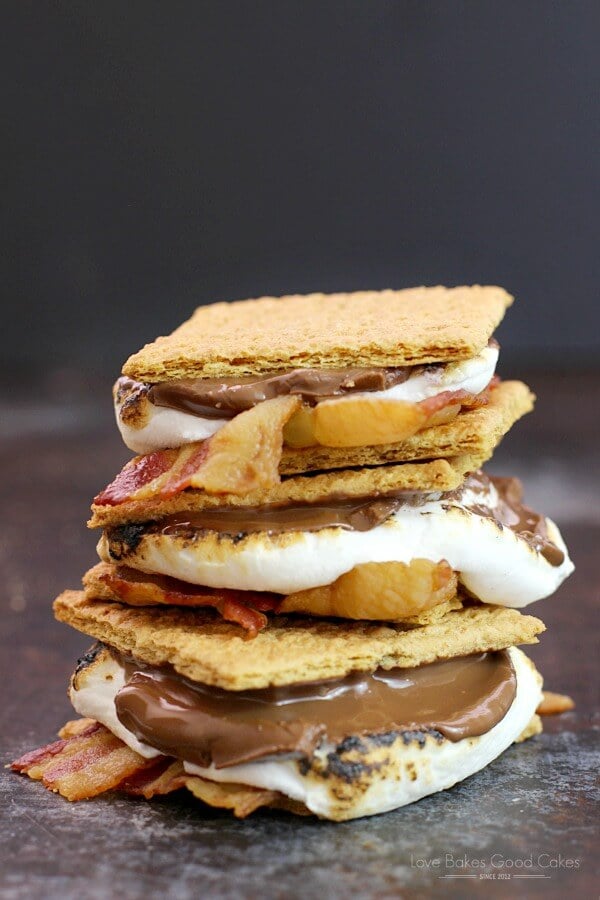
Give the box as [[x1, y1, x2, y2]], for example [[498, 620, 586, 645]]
[[1, 371, 598, 899]]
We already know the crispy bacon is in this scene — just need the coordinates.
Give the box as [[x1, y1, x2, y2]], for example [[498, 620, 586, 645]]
[[94, 449, 178, 506], [462, 374, 500, 407], [160, 442, 211, 497], [59, 717, 97, 738], [185, 775, 283, 818], [11, 723, 185, 801], [95, 565, 281, 637], [119, 758, 188, 798], [419, 378, 497, 417], [11, 722, 158, 801], [12, 721, 297, 817], [95, 395, 300, 506]]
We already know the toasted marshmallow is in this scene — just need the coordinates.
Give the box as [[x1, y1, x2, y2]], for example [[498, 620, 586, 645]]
[[70, 650, 162, 758], [98, 476, 573, 608], [184, 648, 541, 820], [70, 647, 541, 822], [117, 345, 498, 454]]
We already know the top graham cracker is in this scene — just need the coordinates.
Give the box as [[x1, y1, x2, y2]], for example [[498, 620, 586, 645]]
[[122, 286, 513, 381]]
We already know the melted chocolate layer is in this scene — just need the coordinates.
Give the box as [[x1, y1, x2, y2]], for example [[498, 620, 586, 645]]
[[118, 339, 498, 421], [147, 367, 417, 419], [159, 496, 406, 537], [114, 651, 516, 769]]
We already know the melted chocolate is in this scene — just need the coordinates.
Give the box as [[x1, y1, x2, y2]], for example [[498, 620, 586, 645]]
[[114, 651, 516, 768], [462, 474, 565, 567], [119, 339, 499, 421], [147, 367, 416, 419], [159, 496, 406, 537]]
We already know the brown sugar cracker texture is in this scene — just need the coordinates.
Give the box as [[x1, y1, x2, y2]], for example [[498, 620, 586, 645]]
[[281, 379, 534, 474], [122, 286, 513, 381], [54, 590, 544, 691], [89, 453, 482, 528]]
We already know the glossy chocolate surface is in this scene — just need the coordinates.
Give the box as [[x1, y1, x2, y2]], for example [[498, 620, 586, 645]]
[[114, 650, 516, 768], [147, 366, 417, 418], [159, 496, 406, 536]]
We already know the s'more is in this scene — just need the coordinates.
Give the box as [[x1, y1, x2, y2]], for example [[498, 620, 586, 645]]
[[12, 287, 574, 821]]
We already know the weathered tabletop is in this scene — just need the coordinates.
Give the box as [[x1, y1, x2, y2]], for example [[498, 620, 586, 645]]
[[1, 371, 598, 900]]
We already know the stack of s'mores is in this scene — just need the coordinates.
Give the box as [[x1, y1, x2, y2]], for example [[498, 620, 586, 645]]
[[14, 287, 574, 821]]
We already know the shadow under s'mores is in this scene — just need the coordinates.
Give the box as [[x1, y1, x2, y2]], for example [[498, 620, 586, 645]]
[[12, 287, 575, 822]]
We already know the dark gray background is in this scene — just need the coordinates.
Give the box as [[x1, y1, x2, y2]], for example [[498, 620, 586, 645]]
[[3, 1, 599, 377]]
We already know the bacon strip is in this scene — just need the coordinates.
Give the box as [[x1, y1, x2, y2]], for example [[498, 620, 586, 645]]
[[119, 758, 188, 798], [95, 395, 300, 506], [11, 722, 158, 800], [185, 775, 282, 818], [12, 721, 297, 817], [419, 378, 497, 417], [93, 565, 281, 637], [94, 448, 178, 506], [59, 717, 97, 738], [11, 723, 185, 801]]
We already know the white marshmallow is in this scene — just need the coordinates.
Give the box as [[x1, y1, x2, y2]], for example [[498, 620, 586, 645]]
[[70, 652, 161, 758], [102, 477, 573, 608]]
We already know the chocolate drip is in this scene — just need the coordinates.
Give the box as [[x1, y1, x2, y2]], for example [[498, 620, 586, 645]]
[[462, 474, 565, 567], [147, 367, 416, 419], [114, 651, 516, 769]]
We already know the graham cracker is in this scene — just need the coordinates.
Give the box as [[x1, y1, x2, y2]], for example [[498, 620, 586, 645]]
[[122, 286, 513, 381], [280, 380, 533, 474], [89, 453, 482, 529], [54, 590, 544, 690]]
